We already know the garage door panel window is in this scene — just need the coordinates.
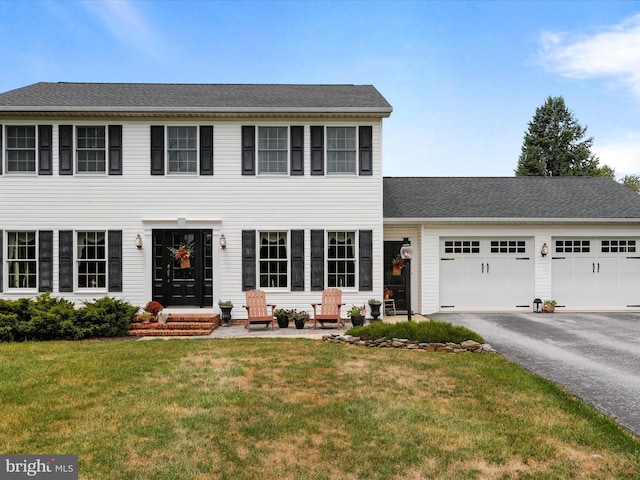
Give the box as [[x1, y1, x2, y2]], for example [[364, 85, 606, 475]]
[[490, 240, 526, 254], [444, 240, 480, 254], [601, 240, 636, 253], [555, 240, 590, 253]]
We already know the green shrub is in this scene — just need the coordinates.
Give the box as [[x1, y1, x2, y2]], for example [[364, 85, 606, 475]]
[[76, 297, 138, 338], [13, 293, 80, 341], [346, 319, 484, 344], [0, 312, 18, 342]]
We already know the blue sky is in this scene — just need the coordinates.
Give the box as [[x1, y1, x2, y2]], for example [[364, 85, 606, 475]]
[[1, 0, 640, 178]]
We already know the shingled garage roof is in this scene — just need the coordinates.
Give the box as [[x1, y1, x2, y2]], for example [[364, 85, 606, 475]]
[[383, 177, 640, 221], [0, 82, 392, 115]]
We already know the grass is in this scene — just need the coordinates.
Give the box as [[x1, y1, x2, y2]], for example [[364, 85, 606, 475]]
[[1, 338, 639, 479]]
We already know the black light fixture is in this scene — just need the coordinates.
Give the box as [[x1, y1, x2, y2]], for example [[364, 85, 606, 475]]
[[400, 238, 413, 321], [541, 243, 549, 257], [534, 298, 542, 313]]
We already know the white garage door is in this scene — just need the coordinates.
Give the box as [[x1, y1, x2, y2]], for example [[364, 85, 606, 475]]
[[551, 238, 640, 309], [440, 238, 533, 311]]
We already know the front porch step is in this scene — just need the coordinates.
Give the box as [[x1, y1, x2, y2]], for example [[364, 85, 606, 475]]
[[128, 313, 220, 337]]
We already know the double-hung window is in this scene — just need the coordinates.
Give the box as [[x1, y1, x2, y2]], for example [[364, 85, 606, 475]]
[[6, 126, 36, 172], [7, 231, 37, 288], [77, 231, 106, 288], [259, 231, 288, 288], [168, 126, 197, 173], [76, 126, 106, 173], [328, 231, 356, 288], [258, 127, 287, 174], [327, 127, 356, 174]]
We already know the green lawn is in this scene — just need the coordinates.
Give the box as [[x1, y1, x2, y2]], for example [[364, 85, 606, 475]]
[[1, 338, 639, 479]]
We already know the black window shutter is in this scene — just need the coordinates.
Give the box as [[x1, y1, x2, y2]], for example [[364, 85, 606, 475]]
[[108, 230, 123, 292], [150, 126, 165, 175], [291, 230, 304, 291], [38, 231, 53, 292], [200, 125, 214, 175], [108, 125, 123, 175], [290, 126, 304, 176], [38, 125, 53, 175], [359, 126, 373, 176], [310, 126, 324, 176], [311, 229, 324, 291], [359, 230, 373, 291], [241, 126, 255, 175], [0, 230, 3, 291], [59, 125, 73, 175], [59, 230, 74, 292], [242, 230, 256, 291], [0, 125, 3, 175]]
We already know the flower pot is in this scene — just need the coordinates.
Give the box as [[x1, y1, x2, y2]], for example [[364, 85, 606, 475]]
[[220, 306, 232, 325], [350, 315, 365, 327], [277, 315, 290, 329], [180, 257, 191, 269], [369, 303, 381, 321], [294, 318, 306, 329]]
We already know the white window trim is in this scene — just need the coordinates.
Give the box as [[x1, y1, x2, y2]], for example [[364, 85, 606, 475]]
[[75, 125, 108, 175], [258, 230, 290, 291], [326, 126, 358, 175], [166, 125, 199, 175], [75, 230, 108, 292], [4, 125, 38, 175], [326, 230, 358, 290], [5, 230, 38, 291], [257, 126, 289, 176]]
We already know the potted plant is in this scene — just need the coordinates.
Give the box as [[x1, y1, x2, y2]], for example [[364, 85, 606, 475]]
[[218, 300, 233, 326], [275, 308, 290, 329], [348, 305, 365, 327], [542, 300, 556, 313], [293, 310, 309, 330], [143, 301, 163, 321], [384, 287, 393, 300], [368, 299, 382, 321]]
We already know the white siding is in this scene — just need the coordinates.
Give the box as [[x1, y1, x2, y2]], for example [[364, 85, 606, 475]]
[[0, 118, 385, 315]]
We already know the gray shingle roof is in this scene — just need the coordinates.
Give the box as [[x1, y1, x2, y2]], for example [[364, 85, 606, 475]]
[[384, 177, 640, 220], [0, 82, 392, 115]]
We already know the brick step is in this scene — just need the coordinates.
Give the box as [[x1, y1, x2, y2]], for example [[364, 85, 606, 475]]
[[166, 314, 218, 323], [128, 329, 214, 337]]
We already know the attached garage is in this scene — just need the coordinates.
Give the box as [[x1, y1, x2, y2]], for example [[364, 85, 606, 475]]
[[440, 238, 533, 311], [383, 177, 640, 314], [551, 237, 640, 309]]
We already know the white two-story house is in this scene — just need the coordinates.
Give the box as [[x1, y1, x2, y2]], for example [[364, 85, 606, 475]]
[[0, 82, 392, 316]]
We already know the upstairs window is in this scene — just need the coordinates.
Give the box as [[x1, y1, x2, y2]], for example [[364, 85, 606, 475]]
[[76, 126, 106, 172], [327, 127, 356, 174], [7, 231, 37, 289], [168, 127, 197, 173], [6, 126, 36, 172], [77, 231, 106, 288], [258, 127, 288, 174]]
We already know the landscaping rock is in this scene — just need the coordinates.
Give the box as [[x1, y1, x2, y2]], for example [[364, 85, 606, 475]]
[[322, 335, 492, 354]]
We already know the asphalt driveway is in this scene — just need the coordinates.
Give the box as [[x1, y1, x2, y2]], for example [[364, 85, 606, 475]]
[[431, 312, 640, 438]]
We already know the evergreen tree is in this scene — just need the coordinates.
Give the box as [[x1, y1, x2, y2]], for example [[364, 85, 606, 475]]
[[515, 96, 613, 177], [620, 174, 640, 193]]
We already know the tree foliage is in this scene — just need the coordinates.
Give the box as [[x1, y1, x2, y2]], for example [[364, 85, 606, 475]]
[[620, 174, 640, 193], [516, 96, 613, 177]]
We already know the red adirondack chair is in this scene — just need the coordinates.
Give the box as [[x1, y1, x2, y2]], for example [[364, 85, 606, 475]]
[[311, 288, 345, 329], [243, 289, 276, 331]]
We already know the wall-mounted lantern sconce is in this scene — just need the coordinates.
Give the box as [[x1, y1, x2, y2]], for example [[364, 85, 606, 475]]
[[135, 234, 143, 249], [219, 234, 227, 249], [541, 243, 549, 257], [533, 298, 542, 313]]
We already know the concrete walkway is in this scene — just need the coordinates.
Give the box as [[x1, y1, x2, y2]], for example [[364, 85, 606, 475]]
[[139, 313, 427, 340]]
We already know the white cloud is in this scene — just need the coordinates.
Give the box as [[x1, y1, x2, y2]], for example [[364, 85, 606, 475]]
[[539, 14, 640, 97], [595, 135, 640, 176], [81, 0, 163, 60]]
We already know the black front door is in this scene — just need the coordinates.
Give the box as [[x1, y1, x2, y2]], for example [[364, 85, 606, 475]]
[[152, 229, 213, 307], [384, 240, 407, 311]]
